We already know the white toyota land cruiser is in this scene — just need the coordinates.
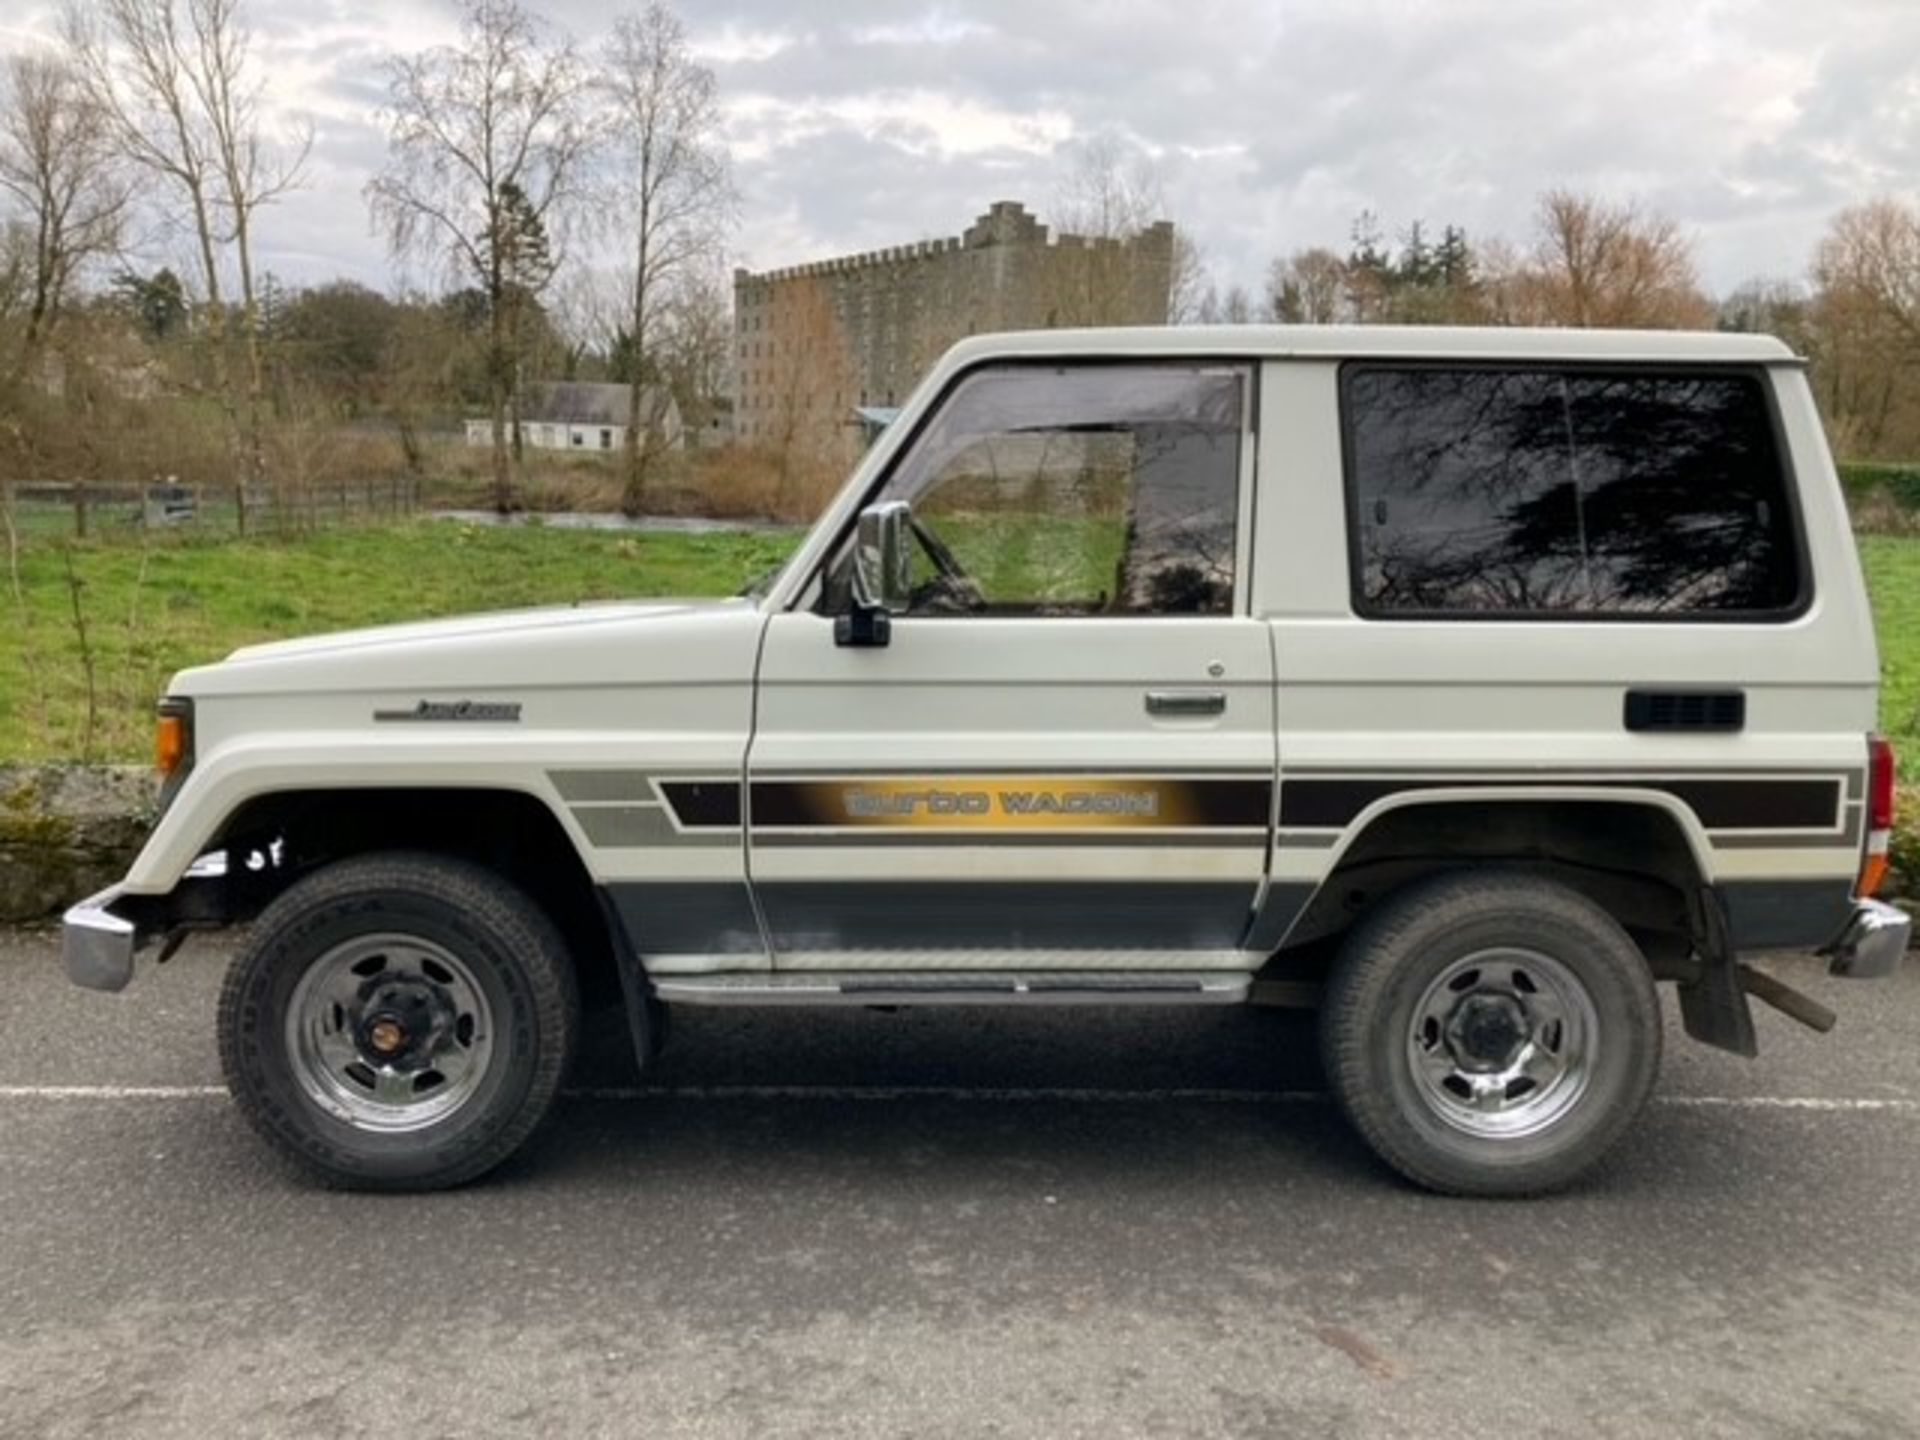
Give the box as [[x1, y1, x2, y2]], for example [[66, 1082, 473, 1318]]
[[65, 325, 1908, 1196]]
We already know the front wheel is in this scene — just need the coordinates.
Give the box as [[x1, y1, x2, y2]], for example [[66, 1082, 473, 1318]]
[[1320, 870, 1661, 1196], [218, 852, 579, 1190]]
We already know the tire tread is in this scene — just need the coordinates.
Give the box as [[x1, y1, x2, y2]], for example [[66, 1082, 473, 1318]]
[[1320, 868, 1661, 1197], [217, 851, 579, 1191]]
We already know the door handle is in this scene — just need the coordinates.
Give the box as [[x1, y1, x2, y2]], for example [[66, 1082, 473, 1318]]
[[1145, 690, 1226, 717]]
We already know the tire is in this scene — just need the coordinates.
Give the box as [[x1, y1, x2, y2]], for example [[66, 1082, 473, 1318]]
[[218, 852, 580, 1191], [1320, 869, 1660, 1197]]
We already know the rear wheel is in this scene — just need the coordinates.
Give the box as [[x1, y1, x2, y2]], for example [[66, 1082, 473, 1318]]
[[218, 852, 579, 1190], [1320, 870, 1660, 1196]]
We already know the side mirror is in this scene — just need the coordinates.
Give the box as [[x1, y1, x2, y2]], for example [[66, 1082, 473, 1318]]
[[836, 500, 911, 647]]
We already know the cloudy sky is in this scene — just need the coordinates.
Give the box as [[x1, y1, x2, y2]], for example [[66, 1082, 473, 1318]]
[[5, 0, 1917, 302]]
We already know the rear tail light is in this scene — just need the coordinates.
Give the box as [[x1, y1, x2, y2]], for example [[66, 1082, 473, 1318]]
[[1860, 734, 1895, 897]]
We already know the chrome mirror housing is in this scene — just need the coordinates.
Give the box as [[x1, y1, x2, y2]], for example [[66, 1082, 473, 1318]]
[[838, 500, 911, 646], [852, 500, 912, 614]]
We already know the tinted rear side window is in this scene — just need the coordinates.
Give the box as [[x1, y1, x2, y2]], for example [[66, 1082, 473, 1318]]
[[1344, 366, 1803, 618]]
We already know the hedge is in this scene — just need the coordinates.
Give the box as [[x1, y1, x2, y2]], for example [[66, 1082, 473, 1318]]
[[1839, 462, 1920, 516]]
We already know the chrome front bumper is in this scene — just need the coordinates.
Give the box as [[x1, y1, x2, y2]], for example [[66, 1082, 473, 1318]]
[[63, 884, 138, 992], [1824, 899, 1913, 980]]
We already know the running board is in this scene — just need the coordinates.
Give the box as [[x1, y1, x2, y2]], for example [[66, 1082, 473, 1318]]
[[652, 971, 1252, 1008]]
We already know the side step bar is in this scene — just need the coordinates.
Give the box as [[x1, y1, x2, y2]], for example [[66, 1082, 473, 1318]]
[[653, 972, 1252, 1008]]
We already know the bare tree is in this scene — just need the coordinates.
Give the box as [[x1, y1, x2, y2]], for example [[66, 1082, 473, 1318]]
[[599, 2, 733, 514], [0, 223, 29, 323], [367, 0, 591, 513], [1054, 134, 1163, 237], [1815, 198, 1920, 348], [1048, 135, 1179, 325], [1229, 284, 1257, 323], [66, 0, 302, 532], [1809, 198, 1920, 456], [1505, 190, 1711, 329], [654, 259, 732, 438], [762, 273, 856, 508], [181, 0, 309, 506], [0, 53, 131, 374], [1265, 246, 1347, 323], [66, 0, 234, 488], [1165, 233, 1209, 325]]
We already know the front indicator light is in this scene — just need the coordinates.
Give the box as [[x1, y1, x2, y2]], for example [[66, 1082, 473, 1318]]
[[156, 712, 187, 778]]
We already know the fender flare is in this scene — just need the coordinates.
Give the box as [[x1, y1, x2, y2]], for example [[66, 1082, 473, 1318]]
[[1263, 786, 1719, 953]]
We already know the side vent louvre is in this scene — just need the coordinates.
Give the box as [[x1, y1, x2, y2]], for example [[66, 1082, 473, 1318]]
[[1624, 689, 1746, 733]]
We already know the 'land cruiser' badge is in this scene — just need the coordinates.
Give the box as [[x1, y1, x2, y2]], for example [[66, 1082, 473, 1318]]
[[374, 699, 523, 723]]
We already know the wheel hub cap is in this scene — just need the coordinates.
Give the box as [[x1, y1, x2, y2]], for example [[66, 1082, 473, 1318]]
[[285, 934, 495, 1134], [1448, 995, 1529, 1070], [1406, 947, 1600, 1139]]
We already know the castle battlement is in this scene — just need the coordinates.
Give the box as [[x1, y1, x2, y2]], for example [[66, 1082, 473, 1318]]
[[730, 200, 1176, 461], [735, 202, 1173, 289]]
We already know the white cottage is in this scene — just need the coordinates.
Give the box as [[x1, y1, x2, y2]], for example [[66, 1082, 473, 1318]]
[[464, 382, 683, 453]]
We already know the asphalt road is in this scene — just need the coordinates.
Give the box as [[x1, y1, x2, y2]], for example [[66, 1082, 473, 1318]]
[[1, 931, 1917, 1439]]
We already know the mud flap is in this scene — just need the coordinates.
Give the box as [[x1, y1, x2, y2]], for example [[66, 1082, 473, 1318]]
[[1678, 885, 1758, 1058], [595, 891, 666, 1074]]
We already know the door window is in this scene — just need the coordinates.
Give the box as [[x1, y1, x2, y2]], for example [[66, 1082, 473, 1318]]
[[826, 364, 1246, 617]]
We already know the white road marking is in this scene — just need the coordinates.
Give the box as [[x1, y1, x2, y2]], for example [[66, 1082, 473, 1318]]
[[0, 1085, 226, 1099], [1657, 1094, 1920, 1113], [0, 1083, 1915, 1112]]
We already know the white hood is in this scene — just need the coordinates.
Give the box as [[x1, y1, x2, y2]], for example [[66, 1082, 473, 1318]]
[[223, 597, 748, 665], [175, 594, 767, 701]]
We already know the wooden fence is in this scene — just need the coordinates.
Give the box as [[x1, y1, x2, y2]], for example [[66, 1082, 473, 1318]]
[[4, 476, 423, 541]]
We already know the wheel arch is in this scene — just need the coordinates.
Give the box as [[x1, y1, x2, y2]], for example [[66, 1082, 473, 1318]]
[[1270, 791, 1716, 964], [192, 786, 631, 1019]]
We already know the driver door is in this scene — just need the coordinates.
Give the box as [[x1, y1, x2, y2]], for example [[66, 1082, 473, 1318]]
[[746, 362, 1277, 970]]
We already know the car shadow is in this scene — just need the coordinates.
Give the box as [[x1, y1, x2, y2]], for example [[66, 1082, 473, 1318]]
[[518, 1002, 1388, 1192]]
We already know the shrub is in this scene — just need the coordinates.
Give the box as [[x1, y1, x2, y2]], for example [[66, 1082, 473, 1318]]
[[1840, 462, 1920, 533], [1890, 786, 1920, 904]]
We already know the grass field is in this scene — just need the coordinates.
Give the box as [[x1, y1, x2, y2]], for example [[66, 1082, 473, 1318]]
[[1860, 536, 1920, 782], [4, 519, 1919, 775], [2, 522, 800, 764]]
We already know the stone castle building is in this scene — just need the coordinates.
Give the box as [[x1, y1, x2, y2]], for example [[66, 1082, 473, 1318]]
[[732, 201, 1175, 465]]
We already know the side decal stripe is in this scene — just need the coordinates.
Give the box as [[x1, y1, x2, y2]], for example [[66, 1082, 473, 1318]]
[[751, 778, 1272, 830], [660, 781, 744, 828], [1277, 776, 1843, 832], [551, 770, 658, 803]]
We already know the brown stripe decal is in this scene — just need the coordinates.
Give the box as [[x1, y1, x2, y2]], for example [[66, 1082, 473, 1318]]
[[751, 777, 1272, 831], [1278, 777, 1842, 831], [659, 781, 743, 828]]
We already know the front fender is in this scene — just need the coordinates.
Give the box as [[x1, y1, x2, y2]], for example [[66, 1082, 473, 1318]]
[[121, 732, 614, 893]]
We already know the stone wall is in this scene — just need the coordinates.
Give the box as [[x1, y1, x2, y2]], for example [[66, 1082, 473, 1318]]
[[0, 766, 156, 923]]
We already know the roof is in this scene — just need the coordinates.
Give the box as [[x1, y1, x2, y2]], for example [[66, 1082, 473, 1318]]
[[940, 324, 1799, 367], [520, 381, 675, 426]]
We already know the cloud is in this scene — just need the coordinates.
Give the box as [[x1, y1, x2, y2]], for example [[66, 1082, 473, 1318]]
[[3, 0, 1915, 300]]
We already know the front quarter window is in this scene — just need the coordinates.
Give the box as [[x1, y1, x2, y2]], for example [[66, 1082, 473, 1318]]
[[820, 363, 1247, 618]]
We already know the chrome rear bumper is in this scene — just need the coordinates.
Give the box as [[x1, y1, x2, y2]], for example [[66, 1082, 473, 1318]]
[[1824, 899, 1912, 980], [63, 885, 138, 992]]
